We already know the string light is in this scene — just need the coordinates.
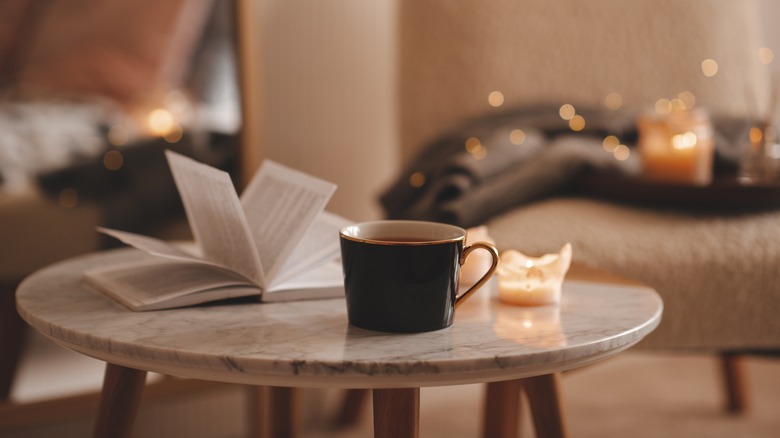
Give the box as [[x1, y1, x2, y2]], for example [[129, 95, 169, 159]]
[[488, 91, 505, 107], [613, 144, 630, 161], [471, 146, 487, 160], [509, 129, 526, 145], [655, 98, 673, 115], [163, 125, 184, 143], [409, 171, 426, 188], [568, 115, 585, 131], [147, 109, 176, 136], [107, 125, 129, 146], [701, 59, 719, 77], [759, 47, 774, 65], [604, 92, 623, 110], [677, 91, 696, 109], [465, 137, 482, 153], [602, 135, 620, 152], [559, 104, 576, 120], [58, 188, 78, 208], [465, 136, 487, 159], [103, 150, 124, 171]]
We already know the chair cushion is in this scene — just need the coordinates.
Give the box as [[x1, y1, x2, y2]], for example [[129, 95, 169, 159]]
[[489, 197, 780, 351]]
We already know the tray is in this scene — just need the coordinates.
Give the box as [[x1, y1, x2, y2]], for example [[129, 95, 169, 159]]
[[578, 173, 780, 211]]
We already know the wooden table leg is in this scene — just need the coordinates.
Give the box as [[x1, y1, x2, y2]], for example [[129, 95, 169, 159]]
[[93, 363, 147, 438], [373, 388, 419, 438], [269, 387, 300, 438], [482, 379, 523, 438], [245, 386, 267, 438], [522, 373, 568, 438], [245, 386, 300, 438]]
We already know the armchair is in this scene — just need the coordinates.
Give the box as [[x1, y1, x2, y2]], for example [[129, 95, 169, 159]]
[[397, 0, 780, 414]]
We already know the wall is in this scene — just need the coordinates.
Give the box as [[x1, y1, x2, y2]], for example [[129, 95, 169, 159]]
[[399, 0, 774, 161], [258, 0, 398, 221]]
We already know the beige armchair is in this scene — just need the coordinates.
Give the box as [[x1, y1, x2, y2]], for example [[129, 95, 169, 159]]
[[398, 0, 780, 413]]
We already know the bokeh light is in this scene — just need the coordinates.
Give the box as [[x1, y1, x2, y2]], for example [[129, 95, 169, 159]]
[[701, 59, 719, 77], [147, 109, 176, 136], [107, 125, 129, 146], [465, 137, 482, 153], [559, 104, 576, 120], [759, 47, 774, 65], [58, 188, 78, 208], [655, 98, 673, 115], [409, 172, 426, 188], [488, 91, 505, 107], [677, 91, 696, 109], [568, 115, 585, 131], [613, 144, 630, 161], [602, 135, 620, 152], [604, 92, 623, 111], [509, 129, 526, 145], [103, 150, 124, 171]]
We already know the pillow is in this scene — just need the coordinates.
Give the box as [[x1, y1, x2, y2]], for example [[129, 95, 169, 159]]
[[12, 0, 213, 106], [0, 1, 35, 79]]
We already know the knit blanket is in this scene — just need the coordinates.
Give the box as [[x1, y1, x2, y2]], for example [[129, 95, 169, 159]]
[[380, 106, 749, 228]]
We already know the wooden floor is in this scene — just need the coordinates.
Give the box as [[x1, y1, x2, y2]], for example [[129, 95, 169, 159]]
[[2, 330, 779, 438]]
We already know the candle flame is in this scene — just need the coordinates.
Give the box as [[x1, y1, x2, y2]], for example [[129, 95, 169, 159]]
[[672, 131, 697, 150]]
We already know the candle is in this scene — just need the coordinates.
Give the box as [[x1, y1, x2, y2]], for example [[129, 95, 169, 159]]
[[460, 225, 497, 289], [638, 108, 714, 185], [497, 243, 572, 306]]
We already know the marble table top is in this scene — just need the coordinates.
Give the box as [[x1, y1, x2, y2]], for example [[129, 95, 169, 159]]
[[16, 249, 662, 389]]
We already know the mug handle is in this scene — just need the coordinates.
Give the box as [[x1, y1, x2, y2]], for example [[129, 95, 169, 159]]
[[454, 242, 500, 309]]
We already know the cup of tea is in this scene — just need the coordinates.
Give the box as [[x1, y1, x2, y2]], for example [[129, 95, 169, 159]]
[[339, 220, 499, 332]]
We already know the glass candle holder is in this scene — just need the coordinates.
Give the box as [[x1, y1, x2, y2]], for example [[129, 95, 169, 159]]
[[638, 108, 715, 185], [738, 123, 780, 184]]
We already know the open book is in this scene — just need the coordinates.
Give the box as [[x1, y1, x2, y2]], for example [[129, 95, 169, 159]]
[[83, 150, 351, 311]]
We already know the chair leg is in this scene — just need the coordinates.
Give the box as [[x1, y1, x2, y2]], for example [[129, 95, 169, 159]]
[[245, 386, 300, 438], [720, 353, 749, 414], [0, 280, 27, 401], [336, 389, 370, 427]]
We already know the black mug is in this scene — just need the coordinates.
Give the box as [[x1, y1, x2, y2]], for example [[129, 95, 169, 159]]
[[339, 220, 499, 333]]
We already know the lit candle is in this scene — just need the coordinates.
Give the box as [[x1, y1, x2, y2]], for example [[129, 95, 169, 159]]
[[638, 108, 714, 185], [497, 243, 572, 306]]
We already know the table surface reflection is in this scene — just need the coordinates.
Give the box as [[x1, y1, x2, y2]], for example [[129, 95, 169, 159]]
[[16, 249, 662, 388]]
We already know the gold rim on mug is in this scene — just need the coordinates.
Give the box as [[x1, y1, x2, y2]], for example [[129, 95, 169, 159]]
[[339, 220, 467, 246]]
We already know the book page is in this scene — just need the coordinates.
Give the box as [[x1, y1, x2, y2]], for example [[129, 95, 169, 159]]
[[271, 211, 351, 287], [166, 151, 264, 286], [263, 260, 345, 302], [98, 227, 202, 262], [240, 160, 336, 283], [84, 258, 257, 311]]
